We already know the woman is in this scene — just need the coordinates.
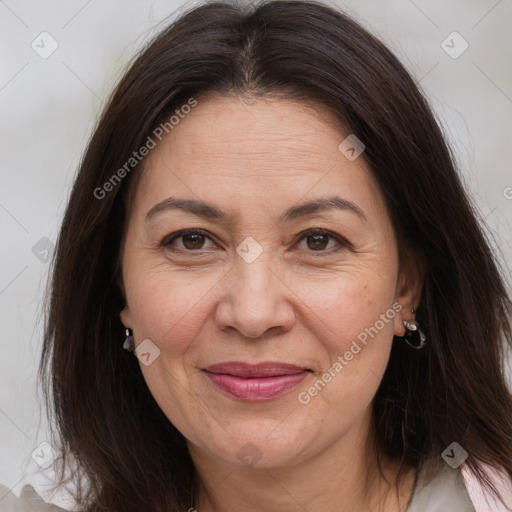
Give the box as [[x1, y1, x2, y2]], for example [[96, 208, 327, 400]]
[[1, 0, 511, 510]]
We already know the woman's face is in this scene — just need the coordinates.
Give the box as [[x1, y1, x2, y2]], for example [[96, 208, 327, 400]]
[[120, 93, 418, 469]]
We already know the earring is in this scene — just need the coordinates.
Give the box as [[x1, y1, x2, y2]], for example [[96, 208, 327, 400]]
[[402, 308, 427, 349], [123, 327, 135, 351]]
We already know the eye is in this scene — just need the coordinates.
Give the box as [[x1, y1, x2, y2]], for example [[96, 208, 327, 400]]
[[295, 228, 349, 253], [160, 227, 350, 254], [160, 229, 216, 251]]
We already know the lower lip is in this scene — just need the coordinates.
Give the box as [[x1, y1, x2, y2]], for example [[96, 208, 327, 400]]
[[203, 371, 310, 401]]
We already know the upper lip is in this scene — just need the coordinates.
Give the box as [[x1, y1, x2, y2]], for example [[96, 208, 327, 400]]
[[203, 361, 312, 378]]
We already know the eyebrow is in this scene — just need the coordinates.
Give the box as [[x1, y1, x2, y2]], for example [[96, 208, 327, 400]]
[[145, 196, 367, 224]]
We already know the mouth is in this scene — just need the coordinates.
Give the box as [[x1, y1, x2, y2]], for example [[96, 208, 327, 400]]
[[201, 361, 313, 401]]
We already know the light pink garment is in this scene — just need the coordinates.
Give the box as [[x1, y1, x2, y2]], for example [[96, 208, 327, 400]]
[[462, 463, 512, 512]]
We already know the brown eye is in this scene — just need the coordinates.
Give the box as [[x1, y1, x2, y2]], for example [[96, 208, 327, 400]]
[[160, 229, 215, 251], [182, 232, 206, 250], [306, 233, 329, 250], [296, 228, 349, 253]]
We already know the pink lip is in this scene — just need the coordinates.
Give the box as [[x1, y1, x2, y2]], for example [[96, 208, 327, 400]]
[[202, 362, 312, 401]]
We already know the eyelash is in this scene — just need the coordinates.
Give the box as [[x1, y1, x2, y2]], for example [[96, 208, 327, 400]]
[[159, 228, 351, 255]]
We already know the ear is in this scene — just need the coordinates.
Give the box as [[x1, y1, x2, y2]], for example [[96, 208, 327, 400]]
[[393, 247, 424, 336], [117, 273, 133, 329], [120, 303, 133, 329]]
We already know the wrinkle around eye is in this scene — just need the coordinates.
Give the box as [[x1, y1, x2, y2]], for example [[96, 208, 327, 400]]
[[161, 229, 217, 251], [158, 227, 352, 255]]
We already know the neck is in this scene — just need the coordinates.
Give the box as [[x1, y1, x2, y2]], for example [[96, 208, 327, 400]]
[[188, 410, 417, 512]]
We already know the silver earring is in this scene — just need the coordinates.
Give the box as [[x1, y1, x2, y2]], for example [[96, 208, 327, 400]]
[[402, 308, 427, 349], [123, 328, 135, 351]]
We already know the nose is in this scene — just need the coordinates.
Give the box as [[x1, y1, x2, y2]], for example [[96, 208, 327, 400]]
[[214, 251, 296, 339]]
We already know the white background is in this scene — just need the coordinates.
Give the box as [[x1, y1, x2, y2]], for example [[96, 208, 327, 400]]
[[1, 0, 511, 507]]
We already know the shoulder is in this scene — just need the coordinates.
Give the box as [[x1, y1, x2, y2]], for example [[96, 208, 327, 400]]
[[407, 460, 512, 512], [0, 483, 71, 512], [461, 462, 512, 512], [407, 461, 476, 512]]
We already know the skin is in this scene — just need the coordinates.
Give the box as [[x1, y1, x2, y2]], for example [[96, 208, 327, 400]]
[[119, 92, 423, 512]]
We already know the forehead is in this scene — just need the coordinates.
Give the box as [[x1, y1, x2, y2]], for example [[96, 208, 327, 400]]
[[156, 93, 349, 165], [129, 93, 383, 222]]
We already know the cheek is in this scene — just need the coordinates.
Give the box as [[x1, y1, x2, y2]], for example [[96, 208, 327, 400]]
[[290, 267, 398, 354], [293, 273, 398, 411], [124, 265, 224, 354]]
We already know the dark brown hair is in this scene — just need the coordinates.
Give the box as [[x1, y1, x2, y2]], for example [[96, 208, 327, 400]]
[[40, 0, 512, 510]]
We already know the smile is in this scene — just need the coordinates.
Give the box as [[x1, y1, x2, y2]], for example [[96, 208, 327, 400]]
[[202, 362, 312, 401]]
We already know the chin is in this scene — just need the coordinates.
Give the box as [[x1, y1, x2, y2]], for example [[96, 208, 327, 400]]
[[195, 426, 313, 470]]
